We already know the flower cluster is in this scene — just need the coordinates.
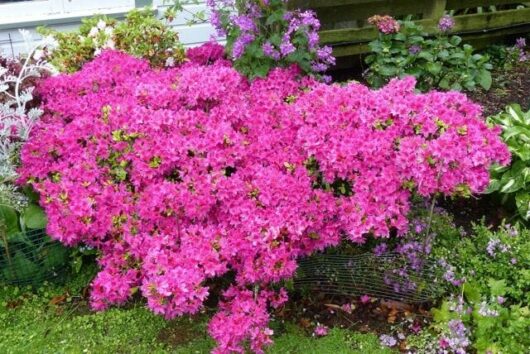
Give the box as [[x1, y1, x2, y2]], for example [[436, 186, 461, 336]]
[[368, 15, 401, 34], [19, 50, 508, 353], [514, 37, 528, 62], [438, 15, 455, 33], [439, 319, 470, 354], [186, 42, 228, 66], [206, 0, 335, 78]]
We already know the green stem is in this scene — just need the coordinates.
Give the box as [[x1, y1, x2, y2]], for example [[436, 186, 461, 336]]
[[423, 195, 438, 251]]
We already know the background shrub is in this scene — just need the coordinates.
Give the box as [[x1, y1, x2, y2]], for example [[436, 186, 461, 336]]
[[38, 9, 186, 72]]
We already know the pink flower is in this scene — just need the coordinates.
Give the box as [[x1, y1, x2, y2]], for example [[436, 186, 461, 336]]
[[360, 295, 371, 304], [368, 15, 400, 34], [314, 324, 329, 337]]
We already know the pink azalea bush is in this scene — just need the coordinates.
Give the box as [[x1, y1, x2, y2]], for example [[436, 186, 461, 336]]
[[19, 49, 509, 353]]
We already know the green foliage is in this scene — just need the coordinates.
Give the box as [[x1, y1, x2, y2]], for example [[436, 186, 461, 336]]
[[365, 20, 493, 92], [0, 197, 69, 286], [428, 223, 530, 353], [487, 104, 530, 221], [163, 0, 207, 26], [38, 9, 186, 72]]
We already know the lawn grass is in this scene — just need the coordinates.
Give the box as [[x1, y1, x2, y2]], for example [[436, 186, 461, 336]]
[[0, 270, 393, 353]]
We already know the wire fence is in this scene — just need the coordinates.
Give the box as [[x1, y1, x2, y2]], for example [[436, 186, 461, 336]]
[[0, 228, 69, 286], [295, 252, 444, 303]]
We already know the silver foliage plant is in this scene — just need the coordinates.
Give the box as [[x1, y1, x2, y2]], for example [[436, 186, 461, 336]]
[[0, 30, 57, 211]]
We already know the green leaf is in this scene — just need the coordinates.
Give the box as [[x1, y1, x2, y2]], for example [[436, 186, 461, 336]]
[[254, 64, 270, 78], [499, 174, 523, 194], [449, 36, 462, 46], [41, 244, 69, 269], [464, 281, 482, 303], [378, 65, 398, 77], [417, 51, 434, 61], [488, 279, 507, 297], [2, 251, 40, 282], [22, 204, 47, 230], [425, 62, 442, 75], [485, 179, 501, 194], [432, 301, 455, 323], [477, 70, 492, 91], [515, 192, 530, 220], [0, 205, 20, 236]]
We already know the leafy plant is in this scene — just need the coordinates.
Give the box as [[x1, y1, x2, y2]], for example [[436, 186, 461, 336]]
[[486, 104, 530, 221], [0, 31, 68, 285], [38, 8, 186, 72], [428, 223, 530, 353], [365, 16, 493, 92], [202, 0, 335, 79]]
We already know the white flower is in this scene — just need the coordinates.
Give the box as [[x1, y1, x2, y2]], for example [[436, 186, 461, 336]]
[[94, 48, 102, 56], [103, 39, 115, 50], [41, 35, 59, 51], [165, 57, 176, 67], [96, 19, 107, 30], [33, 49, 45, 61], [104, 27, 114, 36], [88, 27, 99, 38]]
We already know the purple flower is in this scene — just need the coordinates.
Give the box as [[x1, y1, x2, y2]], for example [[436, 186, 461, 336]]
[[262, 42, 280, 60], [515, 37, 526, 49], [373, 243, 388, 256], [234, 15, 256, 32], [497, 296, 506, 305], [478, 302, 499, 317], [379, 334, 397, 347], [443, 319, 470, 352], [232, 33, 255, 59], [409, 45, 422, 55], [280, 40, 296, 57], [438, 15, 455, 32], [486, 238, 500, 257]]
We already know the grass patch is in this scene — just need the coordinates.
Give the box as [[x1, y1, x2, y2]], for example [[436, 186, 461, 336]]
[[1, 270, 393, 353]]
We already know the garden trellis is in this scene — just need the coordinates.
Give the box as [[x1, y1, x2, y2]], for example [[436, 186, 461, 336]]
[[289, 0, 530, 57]]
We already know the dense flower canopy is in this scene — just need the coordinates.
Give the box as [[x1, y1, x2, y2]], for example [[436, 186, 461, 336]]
[[19, 49, 509, 353]]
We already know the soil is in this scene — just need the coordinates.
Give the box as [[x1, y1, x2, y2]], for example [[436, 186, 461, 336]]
[[467, 62, 530, 117], [439, 194, 511, 233]]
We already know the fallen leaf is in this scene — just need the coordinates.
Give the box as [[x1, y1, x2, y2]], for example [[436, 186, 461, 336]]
[[49, 295, 66, 306]]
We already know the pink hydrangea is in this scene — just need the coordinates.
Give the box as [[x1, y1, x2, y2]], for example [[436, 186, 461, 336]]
[[19, 50, 509, 353], [368, 15, 401, 34]]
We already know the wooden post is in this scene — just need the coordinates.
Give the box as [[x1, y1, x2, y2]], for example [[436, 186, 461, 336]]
[[423, 0, 447, 21]]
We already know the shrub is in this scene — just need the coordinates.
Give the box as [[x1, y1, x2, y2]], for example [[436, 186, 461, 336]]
[[486, 104, 530, 221], [38, 9, 186, 72], [19, 50, 508, 353], [365, 16, 493, 92]]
